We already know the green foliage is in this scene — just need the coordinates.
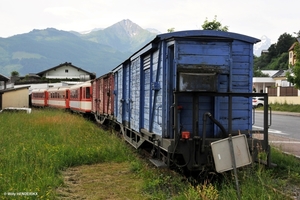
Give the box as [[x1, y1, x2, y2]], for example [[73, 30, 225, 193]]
[[181, 182, 219, 200], [269, 102, 300, 112], [276, 33, 295, 55], [287, 42, 300, 89], [202, 15, 228, 31], [267, 52, 289, 70], [254, 32, 296, 72], [167, 28, 175, 33], [271, 147, 300, 185], [254, 54, 270, 70], [253, 69, 270, 77], [11, 70, 19, 76]]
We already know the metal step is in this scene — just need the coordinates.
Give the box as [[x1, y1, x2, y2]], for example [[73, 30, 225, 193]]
[[149, 158, 168, 168]]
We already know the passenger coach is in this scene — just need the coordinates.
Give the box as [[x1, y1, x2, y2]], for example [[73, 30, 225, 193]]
[[69, 81, 92, 114], [31, 88, 48, 107], [47, 86, 70, 109]]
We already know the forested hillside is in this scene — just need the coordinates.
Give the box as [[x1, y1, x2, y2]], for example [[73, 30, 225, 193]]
[[0, 19, 156, 77], [254, 31, 300, 77]]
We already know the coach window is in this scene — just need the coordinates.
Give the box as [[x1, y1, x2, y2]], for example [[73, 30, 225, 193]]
[[86, 87, 90, 98]]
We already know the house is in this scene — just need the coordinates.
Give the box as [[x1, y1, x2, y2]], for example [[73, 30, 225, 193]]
[[36, 62, 96, 81], [288, 37, 300, 66], [13, 62, 96, 95], [253, 37, 300, 104], [253, 70, 277, 93]]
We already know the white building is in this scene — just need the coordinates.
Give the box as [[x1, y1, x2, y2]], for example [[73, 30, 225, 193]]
[[36, 62, 96, 81]]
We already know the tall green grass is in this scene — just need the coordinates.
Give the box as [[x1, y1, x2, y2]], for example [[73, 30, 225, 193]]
[[0, 109, 134, 199], [269, 102, 300, 112], [1, 109, 299, 199]]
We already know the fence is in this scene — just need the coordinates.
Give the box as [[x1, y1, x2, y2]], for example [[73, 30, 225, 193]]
[[267, 86, 298, 97]]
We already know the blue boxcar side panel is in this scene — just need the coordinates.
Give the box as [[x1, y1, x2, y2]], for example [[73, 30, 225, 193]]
[[143, 67, 150, 130], [141, 49, 163, 136], [115, 69, 122, 123], [142, 54, 151, 130], [151, 50, 163, 136], [124, 64, 131, 124], [178, 42, 231, 68], [130, 58, 141, 130], [216, 40, 253, 135]]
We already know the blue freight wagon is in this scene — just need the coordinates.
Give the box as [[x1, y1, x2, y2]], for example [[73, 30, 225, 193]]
[[112, 30, 270, 172]]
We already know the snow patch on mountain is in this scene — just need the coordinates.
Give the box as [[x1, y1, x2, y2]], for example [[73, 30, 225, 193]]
[[254, 35, 271, 56]]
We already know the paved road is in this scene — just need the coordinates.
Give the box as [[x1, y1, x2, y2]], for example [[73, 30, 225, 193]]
[[252, 110, 300, 158], [253, 111, 300, 140]]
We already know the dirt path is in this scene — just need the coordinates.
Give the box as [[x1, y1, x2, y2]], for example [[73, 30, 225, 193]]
[[55, 162, 146, 200]]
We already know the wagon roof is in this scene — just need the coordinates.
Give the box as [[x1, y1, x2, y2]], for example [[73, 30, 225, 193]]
[[112, 30, 260, 72], [156, 30, 261, 44]]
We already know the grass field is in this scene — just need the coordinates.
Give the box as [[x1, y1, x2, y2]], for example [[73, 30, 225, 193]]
[[0, 108, 299, 199], [265, 102, 300, 112], [0, 109, 139, 199]]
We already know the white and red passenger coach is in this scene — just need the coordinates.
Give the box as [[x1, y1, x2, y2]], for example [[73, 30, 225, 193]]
[[69, 81, 92, 114], [47, 86, 70, 109], [31, 88, 49, 107]]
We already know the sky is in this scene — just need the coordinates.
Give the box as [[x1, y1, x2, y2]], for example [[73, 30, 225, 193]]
[[0, 0, 299, 43]]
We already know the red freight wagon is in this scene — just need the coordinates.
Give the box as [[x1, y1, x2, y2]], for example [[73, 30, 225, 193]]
[[91, 72, 114, 124]]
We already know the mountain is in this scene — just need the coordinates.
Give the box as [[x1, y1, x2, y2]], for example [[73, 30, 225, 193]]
[[254, 35, 271, 57], [0, 19, 156, 77], [81, 19, 156, 52]]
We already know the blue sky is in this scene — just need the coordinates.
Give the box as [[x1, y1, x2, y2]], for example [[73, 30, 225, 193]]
[[0, 0, 298, 43]]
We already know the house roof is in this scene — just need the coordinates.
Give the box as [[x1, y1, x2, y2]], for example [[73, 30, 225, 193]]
[[260, 70, 278, 77], [288, 43, 296, 51], [36, 62, 96, 77], [272, 69, 292, 78], [288, 37, 300, 51], [0, 86, 30, 94], [0, 74, 9, 81]]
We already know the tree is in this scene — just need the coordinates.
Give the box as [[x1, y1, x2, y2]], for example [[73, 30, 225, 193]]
[[202, 15, 228, 31], [253, 32, 296, 71], [11, 71, 19, 77], [167, 28, 175, 33], [286, 42, 300, 89], [276, 33, 295, 55]]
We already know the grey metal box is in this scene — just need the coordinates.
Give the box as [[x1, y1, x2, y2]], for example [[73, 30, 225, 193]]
[[211, 134, 252, 173]]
